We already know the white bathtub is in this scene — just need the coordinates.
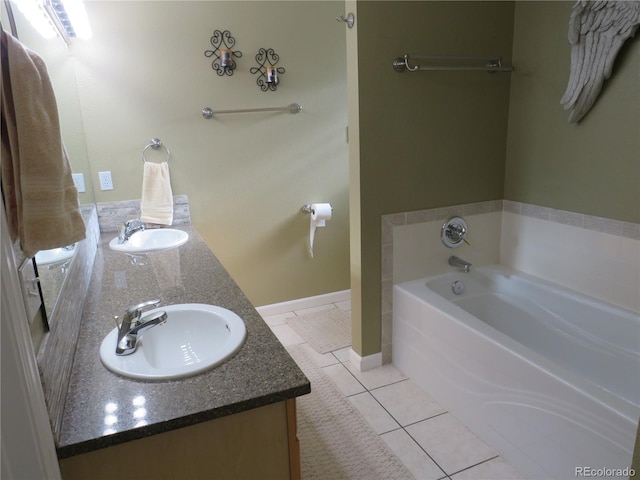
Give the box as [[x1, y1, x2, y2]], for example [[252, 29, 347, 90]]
[[393, 264, 640, 480]]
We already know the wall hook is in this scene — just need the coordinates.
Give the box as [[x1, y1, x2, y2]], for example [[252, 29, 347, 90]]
[[336, 13, 354, 29]]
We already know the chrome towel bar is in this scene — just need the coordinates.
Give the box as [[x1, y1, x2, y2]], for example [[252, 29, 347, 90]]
[[393, 54, 514, 73], [202, 103, 302, 119]]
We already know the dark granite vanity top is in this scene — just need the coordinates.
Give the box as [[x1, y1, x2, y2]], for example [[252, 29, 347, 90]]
[[57, 226, 310, 459]]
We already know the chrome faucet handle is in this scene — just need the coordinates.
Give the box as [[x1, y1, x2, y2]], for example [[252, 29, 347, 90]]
[[115, 311, 168, 356], [124, 299, 161, 324], [118, 219, 146, 243]]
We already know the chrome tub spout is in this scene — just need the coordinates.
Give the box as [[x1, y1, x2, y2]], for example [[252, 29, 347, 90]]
[[448, 255, 472, 273]]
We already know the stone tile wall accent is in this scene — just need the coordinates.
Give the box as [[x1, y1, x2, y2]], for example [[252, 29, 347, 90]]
[[37, 205, 100, 441], [380, 200, 639, 364], [97, 195, 191, 232]]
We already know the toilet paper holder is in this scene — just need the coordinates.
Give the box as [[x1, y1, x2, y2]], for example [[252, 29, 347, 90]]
[[301, 204, 333, 214]]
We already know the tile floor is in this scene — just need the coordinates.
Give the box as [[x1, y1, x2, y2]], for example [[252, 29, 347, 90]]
[[261, 300, 525, 480]]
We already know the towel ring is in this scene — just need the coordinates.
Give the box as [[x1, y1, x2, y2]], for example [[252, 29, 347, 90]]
[[141, 138, 171, 163]]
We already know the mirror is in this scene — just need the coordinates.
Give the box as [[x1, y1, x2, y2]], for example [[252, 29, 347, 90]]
[[1, 1, 95, 318]]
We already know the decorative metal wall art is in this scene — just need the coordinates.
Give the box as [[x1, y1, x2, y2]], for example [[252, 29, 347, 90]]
[[250, 48, 285, 91], [204, 29, 242, 76]]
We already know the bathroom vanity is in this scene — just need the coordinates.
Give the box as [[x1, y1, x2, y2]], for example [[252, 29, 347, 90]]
[[55, 226, 309, 479]]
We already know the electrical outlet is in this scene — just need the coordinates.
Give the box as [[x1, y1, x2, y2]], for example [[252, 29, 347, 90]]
[[71, 173, 85, 193], [98, 171, 114, 191]]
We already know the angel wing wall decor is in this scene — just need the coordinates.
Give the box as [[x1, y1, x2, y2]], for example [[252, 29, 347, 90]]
[[561, 0, 640, 123]]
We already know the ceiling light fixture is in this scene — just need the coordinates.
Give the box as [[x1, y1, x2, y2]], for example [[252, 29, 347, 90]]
[[15, 0, 92, 43]]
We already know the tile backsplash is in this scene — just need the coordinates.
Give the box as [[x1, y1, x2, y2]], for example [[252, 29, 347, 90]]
[[37, 205, 100, 440], [97, 195, 191, 232]]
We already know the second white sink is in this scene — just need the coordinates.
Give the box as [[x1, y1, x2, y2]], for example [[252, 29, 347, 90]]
[[100, 304, 247, 380], [35, 244, 76, 265], [109, 228, 188, 253]]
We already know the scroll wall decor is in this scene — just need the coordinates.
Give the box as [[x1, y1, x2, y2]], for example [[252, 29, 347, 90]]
[[250, 48, 285, 91], [204, 29, 242, 76], [560, 0, 640, 123]]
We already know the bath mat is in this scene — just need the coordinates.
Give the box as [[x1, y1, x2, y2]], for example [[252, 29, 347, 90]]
[[286, 308, 351, 354], [287, 344, 415, 480]]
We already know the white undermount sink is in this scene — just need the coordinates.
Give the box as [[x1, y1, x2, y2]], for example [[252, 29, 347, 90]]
[[99, 304, 247, 380], [109, 228, 189, 253]]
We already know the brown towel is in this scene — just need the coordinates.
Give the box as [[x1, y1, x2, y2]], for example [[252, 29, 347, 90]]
[[1, 30, 85, 257]]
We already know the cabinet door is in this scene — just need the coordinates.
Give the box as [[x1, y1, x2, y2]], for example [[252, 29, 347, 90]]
[[60, 401, 293, 480]]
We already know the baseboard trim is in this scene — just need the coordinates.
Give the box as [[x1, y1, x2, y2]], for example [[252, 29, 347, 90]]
[[349, 349, 382, 372], [255, 289, 351, 317]]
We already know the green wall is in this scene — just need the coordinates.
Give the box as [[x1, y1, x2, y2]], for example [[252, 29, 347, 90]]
[[68, 1, 350, 307], [506, 1, 640, 223], [355, 1, 515, 356], [352, 0, 639, 358]]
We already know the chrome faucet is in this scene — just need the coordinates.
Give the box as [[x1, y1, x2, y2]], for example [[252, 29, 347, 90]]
[[115, 299, 167, 355], [448, 255, 473, 273], [118, 218, 146, 244]]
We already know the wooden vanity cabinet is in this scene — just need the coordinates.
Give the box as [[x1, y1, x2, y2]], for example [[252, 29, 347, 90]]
[[59, 399, 301, 480]]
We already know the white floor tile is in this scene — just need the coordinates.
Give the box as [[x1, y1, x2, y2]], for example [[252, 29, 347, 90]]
[[295, 342, 340, 368], [334, 299, 351, 311], [261, 311, 295, 327], [348, 392, 400, 434], [269, 324, 305, 347], [343, 362, 408, 390], [406, 413, 497, 475], [268, 299, 522, 480], [381, 429, 448, 480], [332, 346, 351, 363], [293, 304, 337, 316], [451, 457, 524, 480], [321, 363, 365, 396], [372, 379, 446, 427]]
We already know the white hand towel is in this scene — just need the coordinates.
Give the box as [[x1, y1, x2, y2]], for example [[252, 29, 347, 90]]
[[140, 162, 173, 226]]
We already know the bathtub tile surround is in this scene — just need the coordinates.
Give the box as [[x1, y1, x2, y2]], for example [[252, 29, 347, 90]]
[[501, 201, 640, 312], [381, 199, 640, 362], [387, 200, 640, 480], [96, 194, 191, 232], [381, 200, 503, 363]]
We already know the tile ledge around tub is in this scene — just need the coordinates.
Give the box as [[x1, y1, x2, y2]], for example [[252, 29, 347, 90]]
[[383, 200, 640, 241]]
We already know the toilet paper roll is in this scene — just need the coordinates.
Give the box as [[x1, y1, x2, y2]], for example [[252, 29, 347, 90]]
[[309, 203, 332, 258]]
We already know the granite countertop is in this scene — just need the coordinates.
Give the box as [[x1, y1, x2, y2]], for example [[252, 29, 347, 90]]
[[57, 226, 310, 459]]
